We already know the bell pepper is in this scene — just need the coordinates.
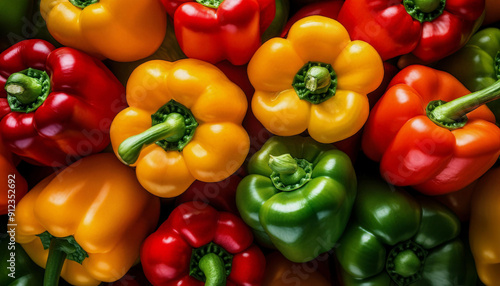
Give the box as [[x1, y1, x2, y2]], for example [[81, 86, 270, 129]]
[[335, 177, 476, 286], [280, 0, 344, 37], [0, 236, 44, 286], [0, 39, 126, 167], [262, 0, 290, 42], [162, 0, 276, 65], [236, 135, 357, 262], [262, 252, 330, 286], [248, 16, 383, 143], [361, 65, 500, 195], [141, 201, 266, 286], [175, 174, 242, 214], [337, 0, 485, 62], [435, 181, 477, 222], [13, 153, 160, 286], [40, 0, 167, 62], [469, 166, 500, 285], [435, 27, 500, 124], [110, 59, 250, 198]]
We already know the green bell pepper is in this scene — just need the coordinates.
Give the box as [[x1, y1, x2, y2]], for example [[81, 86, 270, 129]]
[[236, 136, 357, 263], [0, 235, 44, 286], [261, 0, 290, 43], [435, 27, 500, 124], [335, 177, 476, 286]]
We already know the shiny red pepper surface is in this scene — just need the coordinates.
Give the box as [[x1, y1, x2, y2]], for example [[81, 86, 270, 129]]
[[141, 201, 266, 286], [0, 39, 125, 167]]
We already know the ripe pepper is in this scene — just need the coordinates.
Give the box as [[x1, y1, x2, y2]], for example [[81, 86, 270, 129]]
[[236, 135, 357, 262], [0, 39, 125, 167], [40, 0, 167, 62], [470, 166, 500, 285], [13, 153, 160, 286], [110, 59, 250, 198], [0, 236, 44, 286], [248, 16, 383, 143], [335, 177, 476, 286], [362, 65, 500, 195], [0, 132, 27, 215], [262, 252, 330, 286], [141, 201, 266, 286], [162, 0, 276, 65], [435, 27, 500, 124], [338, 0, 485, 62], [262, 0, 290, 42]]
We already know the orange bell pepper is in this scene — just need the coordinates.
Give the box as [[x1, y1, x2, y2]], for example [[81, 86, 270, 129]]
[[40, 0, 167, 62], [470, 166, 500, 285], [248, 16, 383, 143], [14, 153, 160, 285], [0, 132, 27, 215], [110, 59, 250, 198]]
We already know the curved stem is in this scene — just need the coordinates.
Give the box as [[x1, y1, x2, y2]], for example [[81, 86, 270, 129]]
[[5, 72, 42, 105], [43, 239, 76, 286], [428, 79, 500, 129], [118, 113, 186, 165], [199, 253, 227, 286]]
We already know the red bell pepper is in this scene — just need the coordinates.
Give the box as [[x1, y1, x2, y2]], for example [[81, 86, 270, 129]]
[[0, 132, 27, 215], [0, 39, 125, 167], [141, 201, 266, 286], [362, 65, 500, 195], [280, 0, 344, 37], [338, 0, 484, 62], [161, 0, 275, 65]]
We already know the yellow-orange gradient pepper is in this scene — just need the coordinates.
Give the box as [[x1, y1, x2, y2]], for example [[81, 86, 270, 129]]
[[248, 16, 384, 143], [470, 166, 500, 285], [40, 0, 166, 62], [13, 153, 160, 286], [110, 59, 250, 198]]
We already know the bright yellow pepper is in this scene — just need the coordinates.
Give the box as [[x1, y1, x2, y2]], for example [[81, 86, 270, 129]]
[[470, 166, 500, 285], [40, 0, 166, 62], [248, 16, 383, 143], [110, 59, 250, 198], [14, 153, 160, 286]]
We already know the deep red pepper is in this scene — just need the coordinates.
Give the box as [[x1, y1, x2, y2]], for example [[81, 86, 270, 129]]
[[0, 39, 125, 167], [337, 0, 484, 62], [162, 0, 275, 65], [141, 201, 266, 286]]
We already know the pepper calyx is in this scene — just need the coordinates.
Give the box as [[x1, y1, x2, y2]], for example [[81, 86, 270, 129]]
[[69, 0, 99, 9], [269, 154, 313, 192], [6, 68, 50, 113], [37, 231, 88, 264], [386, 240, 427, 286], [403, 0, 446, 22], [293, 62, 337, 104], [190, 242, 232, 284]]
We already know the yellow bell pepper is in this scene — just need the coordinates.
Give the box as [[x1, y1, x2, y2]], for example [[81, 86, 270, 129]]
[[40, 0, 167, 62], [470, 166, 500, 285], [110, 59, 250, 198], [13, 153, 160, 286], [248, 15, 383, 143]]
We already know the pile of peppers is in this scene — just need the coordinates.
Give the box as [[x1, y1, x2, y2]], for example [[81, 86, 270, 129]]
[[2, 0, 500, 285]]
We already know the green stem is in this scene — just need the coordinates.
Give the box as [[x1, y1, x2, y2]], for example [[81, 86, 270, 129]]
[[393, 249, 422, 277], [413, 0, 440, 13], [427, 79, 500, 129], [5, 72, 42, 105], [196, 0, 224, 9], [403, 0, 446, 22], [199, 253, 227, 286], [43, 238, 76, 286], [305, 66, 331, 94], [292, 62, 337, 104], [69, 0, 99, 9], [268, 154, 305, 186], [118, 113, 186, 165]]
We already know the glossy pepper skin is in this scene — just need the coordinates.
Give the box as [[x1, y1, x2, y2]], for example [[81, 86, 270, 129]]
[[337, 0, 484, 62], [248, 16, 383, 143], [335, 177, 475, 286], [110, 59, 250, 198], [470, 167, 500, 285], [14, 153, 160, 286], [0, 133, 27, 215], [435, 27, 500, 124], [236, 136, 357, 263], [0, 39, 125, 167], [0, 236, 44, 286], [362, 65, 500, 195], [141, 201, 266, 286], [40, 0, 167, 62], [162, 0, 275, 65]]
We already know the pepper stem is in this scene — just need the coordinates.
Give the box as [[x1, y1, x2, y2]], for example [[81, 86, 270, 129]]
[[118, 113, 186, 165], [305, 66, 331, 94], [43, 238, 76, 286], [196, 0, 224, 9], [413, 0, 440, 13], [403, 0, 446, 22], [199, 253, 227, 286], [393, 249, 422, 277], [269, 154, 306, 186], [427, 79, 500, 129], [5, 72, 43, 105], [69, 0, 99, 9]]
